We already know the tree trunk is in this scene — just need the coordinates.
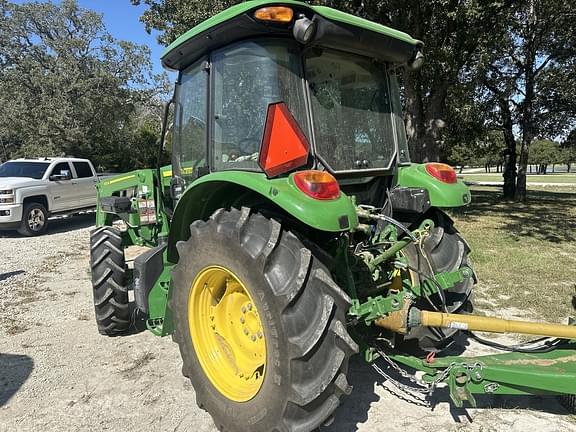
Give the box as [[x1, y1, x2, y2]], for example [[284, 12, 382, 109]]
[[403, 71, 426, 162], [404, 72, 447, 162], [500, 99, 517, 199], [516, 0, 536, 202]]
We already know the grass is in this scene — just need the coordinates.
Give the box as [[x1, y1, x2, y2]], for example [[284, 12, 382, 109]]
[[448, 185, 576, 323], [459, 173, 576, 184]]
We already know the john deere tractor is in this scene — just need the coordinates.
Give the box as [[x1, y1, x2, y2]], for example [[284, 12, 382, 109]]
[[90, 1, 576, 430]]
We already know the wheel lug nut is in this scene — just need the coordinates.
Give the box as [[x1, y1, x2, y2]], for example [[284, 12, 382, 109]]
[[244, 328, 249, 335], [247, 303, 252, 311], [251, 335, 257, 342], [240, 317, 245, 324], [241, 306, 247, 313], [257, 331, 263, 339]]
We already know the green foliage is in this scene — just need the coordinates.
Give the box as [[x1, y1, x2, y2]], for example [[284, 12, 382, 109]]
[[529, 139, 562, 165], [131, 0, 237, 46], [0, 0, 167, 171], [477, 0, 576, 197]]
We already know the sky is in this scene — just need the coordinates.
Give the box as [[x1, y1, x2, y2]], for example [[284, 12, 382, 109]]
[[13, 0, 171, 77]]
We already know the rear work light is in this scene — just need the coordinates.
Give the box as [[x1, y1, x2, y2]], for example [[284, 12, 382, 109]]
[[293, 170, 340, 200], [258, 102, 310, 178], [254, 7, 294, 23], [425, 163, 457, 184]]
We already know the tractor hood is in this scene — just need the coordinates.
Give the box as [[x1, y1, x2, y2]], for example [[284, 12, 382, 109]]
[[162, 0, 423, 71]]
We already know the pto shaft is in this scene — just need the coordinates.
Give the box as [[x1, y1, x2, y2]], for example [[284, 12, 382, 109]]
[[414, 310, 576, 339]]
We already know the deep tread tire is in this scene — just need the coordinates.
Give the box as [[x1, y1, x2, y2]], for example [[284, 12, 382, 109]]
[[402, 210, 475, 352], [560, 395, 576, 414], [17, 203, 48, 236], [170, 208, 358, 432], [90, 226, 130, 335]]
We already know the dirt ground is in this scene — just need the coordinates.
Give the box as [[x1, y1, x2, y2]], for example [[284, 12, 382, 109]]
[[1, 216, 575, 432]]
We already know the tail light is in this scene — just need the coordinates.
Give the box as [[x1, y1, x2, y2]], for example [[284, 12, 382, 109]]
[[293, 170, 340, 200], [425, 163, 457, 184]]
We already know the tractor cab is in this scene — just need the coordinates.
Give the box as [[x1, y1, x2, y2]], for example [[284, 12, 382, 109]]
[[162, 1, 423, 204]]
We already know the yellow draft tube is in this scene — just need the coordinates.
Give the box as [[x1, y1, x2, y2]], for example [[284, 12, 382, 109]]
[[419, 310, 576, 339]]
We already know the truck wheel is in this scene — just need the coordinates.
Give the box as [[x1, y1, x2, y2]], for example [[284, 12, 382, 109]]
[[18, 203, 48, 236], [402, 210, 475, 352], [90, 226, 130, 335], [170, 208, 358, 432], [560, 395, 576, 414]]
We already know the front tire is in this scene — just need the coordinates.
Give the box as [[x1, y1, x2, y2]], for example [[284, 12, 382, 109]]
[[170, 208, 358, 432], [18, 202, 48, 236], [90, 226, 130, 335]]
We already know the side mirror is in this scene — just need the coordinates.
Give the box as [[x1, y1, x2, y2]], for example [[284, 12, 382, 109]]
[[169, 175, 185, 201], [407, 49, 425, 71], [50, 170, 71, 181]]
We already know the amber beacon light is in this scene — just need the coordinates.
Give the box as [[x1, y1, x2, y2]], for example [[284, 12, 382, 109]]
[[254, 7, 294, 23]]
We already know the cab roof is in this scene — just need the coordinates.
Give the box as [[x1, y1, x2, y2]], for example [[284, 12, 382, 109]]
[[162, 0, 422, 71]]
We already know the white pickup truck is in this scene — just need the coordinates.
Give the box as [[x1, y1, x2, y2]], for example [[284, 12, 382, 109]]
[[0, 157, 98, 235]]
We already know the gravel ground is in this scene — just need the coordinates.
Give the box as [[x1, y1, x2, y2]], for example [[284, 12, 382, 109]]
[[1, 216, 575, 432]]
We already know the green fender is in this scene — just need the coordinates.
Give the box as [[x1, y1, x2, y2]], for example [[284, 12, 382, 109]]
[[397, 164, 471, 208], [166, 171, 359, 263]]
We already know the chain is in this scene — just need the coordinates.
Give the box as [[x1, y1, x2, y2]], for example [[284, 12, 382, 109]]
[[370, 362, 432, 407], [370, 344, 460, 408]]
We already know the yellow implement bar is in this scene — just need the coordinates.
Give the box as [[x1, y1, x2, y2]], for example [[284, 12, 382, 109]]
[[420, 310, 576, 339]]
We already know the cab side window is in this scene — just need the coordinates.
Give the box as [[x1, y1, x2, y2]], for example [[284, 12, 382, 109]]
[[173, 60, 208, 185], [51, 162, 72, 178], [73, 162, 93, 178]]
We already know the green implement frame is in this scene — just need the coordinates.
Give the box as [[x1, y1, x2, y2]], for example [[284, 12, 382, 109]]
[[390, 343, 576, 406]]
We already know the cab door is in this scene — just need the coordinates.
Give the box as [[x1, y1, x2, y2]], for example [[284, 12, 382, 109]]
[[48, 162, 75, 212], [171, 58, 208, 199], [71, 161, 98, 208]]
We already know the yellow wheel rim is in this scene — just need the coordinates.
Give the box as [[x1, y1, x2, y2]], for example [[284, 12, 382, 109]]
[[188, 265, 266, 402]]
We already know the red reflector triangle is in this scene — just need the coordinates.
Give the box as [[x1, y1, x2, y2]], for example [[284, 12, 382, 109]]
[[259, 102, 310, 178]]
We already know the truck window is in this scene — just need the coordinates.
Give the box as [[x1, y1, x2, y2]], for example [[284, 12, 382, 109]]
[[51, 162, 72, 177], [73, 161, 93, 178], [0, 161, 49, 179]]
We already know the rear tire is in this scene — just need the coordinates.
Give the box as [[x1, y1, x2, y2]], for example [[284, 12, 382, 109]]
[[402, 210, 475, 352], [90, 226, 130, 335], [170, 208, 358, 432], [18, 203, 48, 236]]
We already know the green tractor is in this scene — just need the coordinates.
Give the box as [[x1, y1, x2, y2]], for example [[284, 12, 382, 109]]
[[90, 1, 576, 430]]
